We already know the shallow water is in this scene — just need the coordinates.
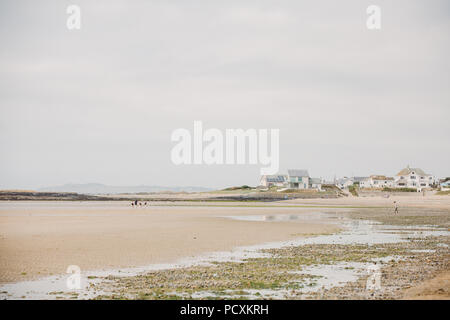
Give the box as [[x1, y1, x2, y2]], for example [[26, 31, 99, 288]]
[[1, 213, 448, 300]]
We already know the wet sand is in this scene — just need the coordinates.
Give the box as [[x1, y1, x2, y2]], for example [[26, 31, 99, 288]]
[[0, 201, 339, 283]]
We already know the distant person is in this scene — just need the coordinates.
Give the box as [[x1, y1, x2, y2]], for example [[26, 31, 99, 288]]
[[393, 201, 399, 214], [134, 200, 138, 206], [131, 202, 134, 207], [144, 202, 147, 206]]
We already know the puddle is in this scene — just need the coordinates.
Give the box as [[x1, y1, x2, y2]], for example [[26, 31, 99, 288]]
[[221, 212, 329, 222], [174, 256, 401, 300], [1, 213, 448, 300]]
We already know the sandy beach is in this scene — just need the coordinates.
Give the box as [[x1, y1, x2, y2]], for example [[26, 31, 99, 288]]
[[0, 195, 448, 300], [0, 201, 339, 283]]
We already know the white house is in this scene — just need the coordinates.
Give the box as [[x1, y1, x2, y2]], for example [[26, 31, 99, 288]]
[[336, 177, 354, 189], [394, 166, 436, 189], [360, 175, 395, 188], [335, 176, 368, 189]]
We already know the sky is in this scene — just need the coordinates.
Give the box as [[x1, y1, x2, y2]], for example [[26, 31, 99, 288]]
[[0, 0, 449, 189]]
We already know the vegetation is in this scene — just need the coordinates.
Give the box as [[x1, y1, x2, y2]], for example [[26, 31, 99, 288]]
[[279, 189, 317, 193], [348, 185, 358, 196], [382, 187, 416, 192], [222, 185, 252, 191], [436, 190, 450, 196]]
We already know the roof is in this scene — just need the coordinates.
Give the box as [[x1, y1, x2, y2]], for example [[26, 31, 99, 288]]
[[288, 169, 309, 177], [370, 175, 394, 181], [353, 177, 368, 182], [310, 178, 322, 184], [396, 167, 427, 176], [263, 175, 286, 183]]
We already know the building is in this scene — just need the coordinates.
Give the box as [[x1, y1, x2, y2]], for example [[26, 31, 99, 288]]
[[260, 169, 321, 190], [287, 169, 310, 189], [310, 178, 323, 191], [394, 166, 436, 189], [360, 175, 394, 188], [441, 178, 450, 190], [336, 177, 354, 189], [352, 177, 368, 185], [335, 176, 368, 189], [260, 175, 287, 187]]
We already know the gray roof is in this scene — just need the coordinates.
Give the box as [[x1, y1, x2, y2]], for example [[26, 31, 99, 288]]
[[353, 176, 368, 182], [288, 169, 310, 177], [310, 178, 322, 184], [265, 175, 286, 183]]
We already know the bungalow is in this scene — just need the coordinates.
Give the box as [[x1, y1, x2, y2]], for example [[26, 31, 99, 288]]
[[260, 175, 287, 187], [360, 175, 394, 188], [394, 166, 436, 189]]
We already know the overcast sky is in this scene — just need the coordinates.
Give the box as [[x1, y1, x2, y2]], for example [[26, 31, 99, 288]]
[[0, 0, 449, 189]]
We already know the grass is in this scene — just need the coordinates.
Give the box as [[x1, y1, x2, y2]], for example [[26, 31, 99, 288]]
[[382, 187, 417, 192], [436, 190, 450, 195], [348, 185, 358, 196]]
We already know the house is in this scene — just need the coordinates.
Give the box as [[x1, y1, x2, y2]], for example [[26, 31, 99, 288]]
[[310, 178, 323, 191], [336, 177, 354, 189], [334, 176, 369, 189], [441, 178, 450, 190], [352, 177, 368, 185], [360, 175, 394, 188], [394, 166, 436, 189], [287, 169, 310, 189], [260, 175, 287, 187]]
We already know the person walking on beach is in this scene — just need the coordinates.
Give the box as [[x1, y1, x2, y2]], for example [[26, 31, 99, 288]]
[[393, 201, 399, 214]]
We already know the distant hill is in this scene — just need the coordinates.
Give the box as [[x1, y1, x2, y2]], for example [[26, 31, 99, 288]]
[[37, 183, 213, 194]]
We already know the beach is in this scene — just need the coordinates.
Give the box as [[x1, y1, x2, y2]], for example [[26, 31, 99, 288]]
[[0, 201, 339, 283], [0, 195, 448, 300]]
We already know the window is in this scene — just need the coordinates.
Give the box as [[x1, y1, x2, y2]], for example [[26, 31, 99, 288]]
[[411, 176, 416, 179]]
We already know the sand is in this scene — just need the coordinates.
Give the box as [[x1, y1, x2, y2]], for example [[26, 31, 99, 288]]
[[402, 271, 450, 300], [0, 201, 339, 283], [286, 193, 450, 209]]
